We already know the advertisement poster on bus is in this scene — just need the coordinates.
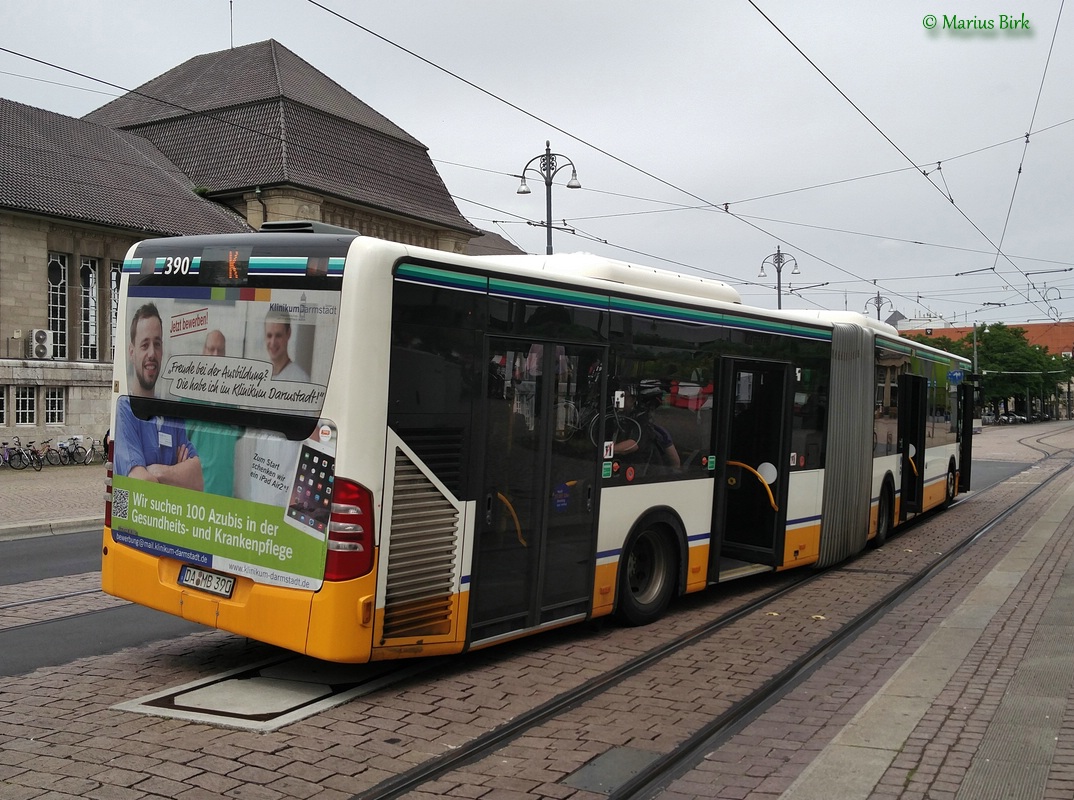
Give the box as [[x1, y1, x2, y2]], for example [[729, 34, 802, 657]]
[[111, 288, 342, 590], [110, 422, 337, 591], [124, 289, 339, 417]]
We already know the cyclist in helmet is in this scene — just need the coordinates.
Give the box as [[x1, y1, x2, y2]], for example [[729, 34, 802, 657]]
[[612, 381, 681, 469]]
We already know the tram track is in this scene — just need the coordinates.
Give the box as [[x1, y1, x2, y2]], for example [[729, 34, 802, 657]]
[[0, 586, 100, 611], [1016, 421, 1074, 459], [0, 572, 125, 634], [616, 454, 1074, 799], [353, 449, 1074, 800], [0, 427, 1070, 795]]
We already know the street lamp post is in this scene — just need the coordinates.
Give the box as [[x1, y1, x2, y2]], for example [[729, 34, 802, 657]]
[[758, 246, 799, 309], [517, 140, 582, 255], [865, 291, 892, 320]]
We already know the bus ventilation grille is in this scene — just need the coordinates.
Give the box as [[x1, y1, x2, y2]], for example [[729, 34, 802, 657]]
[[397, 427, 464, 496], [383, 449, 460, 639]]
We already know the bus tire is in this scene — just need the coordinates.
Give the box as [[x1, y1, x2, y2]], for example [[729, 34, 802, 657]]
[[617, 523, 677, 626], [873, 479, 894, 548], [944, 460, 957, 507]]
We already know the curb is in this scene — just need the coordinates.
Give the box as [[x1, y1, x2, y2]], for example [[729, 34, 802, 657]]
[[0, 517, 104, 542]]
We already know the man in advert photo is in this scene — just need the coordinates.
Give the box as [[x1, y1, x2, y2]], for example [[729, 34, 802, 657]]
[[264, 308, 310, 381], [114, 302, 204, 490]]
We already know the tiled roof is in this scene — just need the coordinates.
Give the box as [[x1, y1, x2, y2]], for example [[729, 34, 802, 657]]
[[83, 40, 477, 235], [465, 229, 527, 256], [0, 98, 251, 236], [85, 40, 421, 146]]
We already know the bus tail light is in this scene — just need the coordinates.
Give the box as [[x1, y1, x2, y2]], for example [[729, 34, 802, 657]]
[[325, 478, 375, 581]]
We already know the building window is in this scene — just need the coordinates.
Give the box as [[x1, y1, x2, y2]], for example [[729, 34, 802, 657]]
[[45, 388, 66, 425], [0, 388, 6, 426], [48, 253, 68, 359], [80, 258, 99, 361], [110, 260, 122, 361], [15, 387, 36, 426]]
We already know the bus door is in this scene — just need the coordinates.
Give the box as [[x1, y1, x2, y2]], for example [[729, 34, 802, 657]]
[[711, 359, 793, 574], [898, 374, 928, 517], [471, 338, 604, 643], [958, 382, 973, 492]]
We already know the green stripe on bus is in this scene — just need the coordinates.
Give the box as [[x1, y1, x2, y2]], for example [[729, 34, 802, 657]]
[[400, 261, 829, 340], [249, 256, 308, 271], [611, 296, 831, 340], [880, 338, 913, 355], [397, 263, 488, 291], [489, 277, 608, 308]]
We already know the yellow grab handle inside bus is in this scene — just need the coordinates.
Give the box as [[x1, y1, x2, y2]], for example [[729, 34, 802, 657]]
[[907, 455, 918, 477], [726, 460, 779, 512], [497, 492, 526, 546]]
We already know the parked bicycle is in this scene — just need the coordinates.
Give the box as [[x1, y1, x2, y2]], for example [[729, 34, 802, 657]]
[[82, 437, 106, 465], [6, 437, 44, 471], [59, 435, 88, 465], [40, 438, 64, 466], [56, 438, 76, 465], [0, 440, 25, 469], [23, 440, 45, 471]]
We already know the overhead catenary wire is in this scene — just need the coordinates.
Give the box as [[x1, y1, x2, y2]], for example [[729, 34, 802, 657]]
[[0, 5, 1066, 324], [744, 0, 1062, 322]]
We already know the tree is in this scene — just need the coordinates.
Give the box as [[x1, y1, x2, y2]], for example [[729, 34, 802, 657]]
[[907, 324, 1074, 417]]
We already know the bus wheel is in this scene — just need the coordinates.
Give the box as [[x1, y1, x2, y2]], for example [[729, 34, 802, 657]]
[[873, 482, 893, 547], [944, 462, 957, 507], [617, 524, 676, 626]]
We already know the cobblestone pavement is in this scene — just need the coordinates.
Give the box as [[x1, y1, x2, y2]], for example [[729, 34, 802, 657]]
[[663, 422, 1074, 799], [0, 422, 1072, 800], [0, 460, 105, 539]]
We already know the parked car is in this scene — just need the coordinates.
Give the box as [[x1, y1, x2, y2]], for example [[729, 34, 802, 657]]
[[998, 412, 1025, 424]]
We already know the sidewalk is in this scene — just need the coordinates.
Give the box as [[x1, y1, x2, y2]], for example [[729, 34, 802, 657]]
[[661, 420, 1074, 800], [0, 460, 106, 539], [779, 452, 1074, 800]]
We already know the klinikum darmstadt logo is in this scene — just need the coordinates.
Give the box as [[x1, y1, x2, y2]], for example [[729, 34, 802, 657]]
[[922, 12, 1031, 31]]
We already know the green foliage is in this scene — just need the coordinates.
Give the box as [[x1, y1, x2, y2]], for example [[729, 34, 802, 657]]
[[908, 324, 1074, 414]]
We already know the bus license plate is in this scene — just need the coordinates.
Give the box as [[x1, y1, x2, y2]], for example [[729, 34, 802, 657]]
[[178, 565, 235, 598]]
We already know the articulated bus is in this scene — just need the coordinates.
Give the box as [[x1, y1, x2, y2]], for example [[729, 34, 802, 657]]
[[102, 222, 973, 662]]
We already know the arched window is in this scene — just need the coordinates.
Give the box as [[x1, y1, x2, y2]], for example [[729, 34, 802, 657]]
[[47, 253, 68, 359], [80, 258, 99, 361]]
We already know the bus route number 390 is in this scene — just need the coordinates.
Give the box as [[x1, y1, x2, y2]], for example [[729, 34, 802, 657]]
[[178, 564, 235, 598], [162, 256, 191, 275]]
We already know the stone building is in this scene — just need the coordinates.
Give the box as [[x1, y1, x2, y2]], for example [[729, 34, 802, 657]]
[[0, 39, 483, 450]]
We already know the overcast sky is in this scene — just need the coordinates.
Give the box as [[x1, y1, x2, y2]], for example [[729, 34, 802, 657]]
[[2, 1, 1072, 327]]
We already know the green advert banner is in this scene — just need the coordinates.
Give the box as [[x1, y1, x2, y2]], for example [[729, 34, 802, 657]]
[[112, 474, 328, 590]]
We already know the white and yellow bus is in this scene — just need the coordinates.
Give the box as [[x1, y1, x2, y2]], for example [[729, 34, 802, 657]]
[[102, 222, 973, 662]]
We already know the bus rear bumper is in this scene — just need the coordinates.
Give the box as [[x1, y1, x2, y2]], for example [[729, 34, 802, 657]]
[[102, 527, 378, 663]]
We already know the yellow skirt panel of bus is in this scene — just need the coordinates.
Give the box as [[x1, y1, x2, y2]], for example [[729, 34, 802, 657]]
[[685, 543, 710, 593], [304, 571, 382, 663], [369, 587, 470, 661], [781, 523, 821, 569], [592, 562, 617, 617], [922, 477, 948, 511]]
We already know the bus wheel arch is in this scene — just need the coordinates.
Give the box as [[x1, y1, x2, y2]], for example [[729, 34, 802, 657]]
[[874, 475, 895, 547], [615, 510, 683, 626]]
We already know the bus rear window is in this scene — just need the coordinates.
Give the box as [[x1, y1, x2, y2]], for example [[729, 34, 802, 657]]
[[122, 239, 345, 421]]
